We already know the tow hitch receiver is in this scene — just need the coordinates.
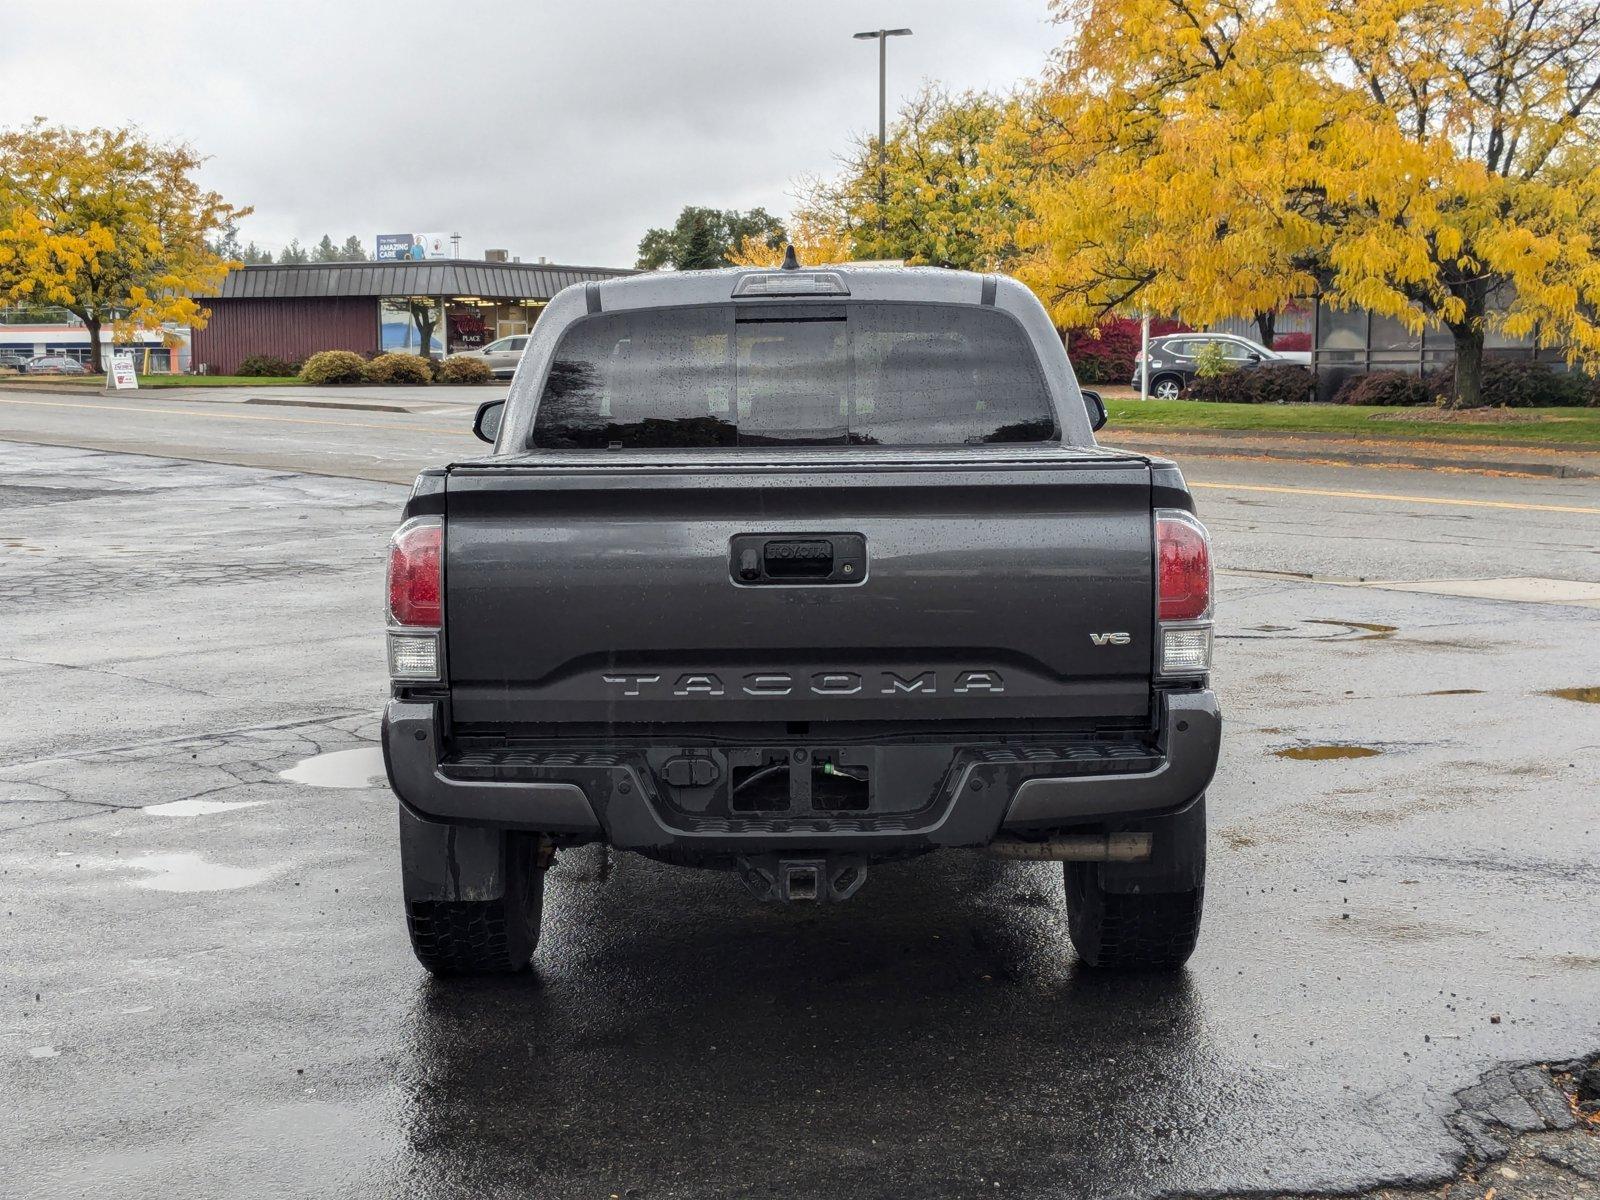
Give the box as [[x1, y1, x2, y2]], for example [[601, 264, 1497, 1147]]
[[736, 854, 868, 902]]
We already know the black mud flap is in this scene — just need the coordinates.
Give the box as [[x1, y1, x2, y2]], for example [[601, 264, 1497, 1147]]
[[398, 800, 516, 904], [1095, 793, 1207, 895]]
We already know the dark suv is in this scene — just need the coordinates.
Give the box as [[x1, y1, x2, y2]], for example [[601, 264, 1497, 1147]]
[[1132, 333, 1298, 398]]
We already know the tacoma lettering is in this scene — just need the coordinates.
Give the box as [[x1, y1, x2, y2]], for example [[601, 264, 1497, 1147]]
[[601, 669, 1004, 697]]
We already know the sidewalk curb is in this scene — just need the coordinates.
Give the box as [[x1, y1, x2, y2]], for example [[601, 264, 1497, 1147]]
[[0, 383, 107, 396], [0, 383, 491, 414], [1112, 421, 1594, 454], [241, 396, 417, 414], [1110, 433, 1599, 479]]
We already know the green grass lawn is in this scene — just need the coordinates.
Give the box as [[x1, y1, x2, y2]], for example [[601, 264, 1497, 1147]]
[[1104, 398, 1600, 447], [0, 373, 302, 388]]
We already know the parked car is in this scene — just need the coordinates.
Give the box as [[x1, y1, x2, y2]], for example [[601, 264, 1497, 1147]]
[[1132, 333, 1308, 398], [453, 334, 528, 378], [383, 264, 1220, 977], [0, 350, 32, 370], [22, 355, 90, 376]]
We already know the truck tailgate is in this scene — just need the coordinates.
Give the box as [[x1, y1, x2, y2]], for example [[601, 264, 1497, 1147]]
[[443, 458, 1154, 727]]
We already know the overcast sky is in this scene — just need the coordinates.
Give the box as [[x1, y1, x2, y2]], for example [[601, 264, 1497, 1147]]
[[0, 1, 1063, 267]]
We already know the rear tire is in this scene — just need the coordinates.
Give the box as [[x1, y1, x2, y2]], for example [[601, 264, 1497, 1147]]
[[405, 831, 545, 975], [1151, 374, 1185, 400], [1064, 871, 1203, 970], [1062, 798, 1206, 970]]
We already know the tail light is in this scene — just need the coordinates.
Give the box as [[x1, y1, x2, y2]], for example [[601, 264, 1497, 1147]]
[[1156, 509, 1212, 676], [386, 517, 442, 681]]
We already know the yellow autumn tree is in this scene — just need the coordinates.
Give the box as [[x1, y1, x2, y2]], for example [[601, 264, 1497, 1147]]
[[793, 85, 1026, 271], [1008, 0, 1331, 346], [727, 215, 856, 268], [0, 121, 247, 372], [1019, 0, 1600, 406]]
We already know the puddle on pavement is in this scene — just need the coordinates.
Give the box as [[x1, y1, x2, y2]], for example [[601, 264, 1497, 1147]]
[[120, 852, 280, 893], [1226, 619, 1399, 642], [1275, 744, 1385, 761], [1546, 686, 1600, 704], [278, 746, 387, 789], [143, 798, 265, 818]]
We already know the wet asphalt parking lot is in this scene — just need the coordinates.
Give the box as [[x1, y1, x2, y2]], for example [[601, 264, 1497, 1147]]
[[1, 410, 1598, 1198]]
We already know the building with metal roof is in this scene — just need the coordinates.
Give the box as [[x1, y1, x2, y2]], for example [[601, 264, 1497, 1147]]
[[190, 258, 635, 375]]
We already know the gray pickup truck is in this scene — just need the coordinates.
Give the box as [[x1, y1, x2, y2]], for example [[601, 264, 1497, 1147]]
[[382, 260, 1219, 976]]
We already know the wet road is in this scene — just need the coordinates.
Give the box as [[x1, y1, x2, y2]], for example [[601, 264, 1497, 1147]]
[[3, 381, 1598, 582], [2, 428, 1599, 1198]]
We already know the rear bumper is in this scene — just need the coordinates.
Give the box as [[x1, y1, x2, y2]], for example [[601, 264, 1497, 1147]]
[[382, 689, 1221, 852]]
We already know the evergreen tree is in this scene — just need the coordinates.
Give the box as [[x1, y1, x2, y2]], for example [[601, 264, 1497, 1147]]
[[278, 238, 309, 265], [636, 206, 788, 270], [208, 218, 244, 261], [678, 210, 723, 271]]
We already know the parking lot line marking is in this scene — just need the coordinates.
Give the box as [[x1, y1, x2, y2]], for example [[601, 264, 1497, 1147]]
[[1191, 480, 1600, 516], [0, 395, 465, 436]]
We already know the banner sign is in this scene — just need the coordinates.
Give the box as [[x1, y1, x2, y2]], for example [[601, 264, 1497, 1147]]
[[108, 354, 137, 390], [376, 234, 416, 261], [376, 233, 452, 261]]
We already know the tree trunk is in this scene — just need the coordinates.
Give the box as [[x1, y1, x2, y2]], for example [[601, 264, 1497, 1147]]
[[85, 317, 104, 375], [1449, 324, 1485, 409], [411, 303, 437, 361], [1254, 311, 1276, 348]]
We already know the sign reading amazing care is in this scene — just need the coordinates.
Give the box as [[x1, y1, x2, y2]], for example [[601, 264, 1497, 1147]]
[[376, 232, 450, 261], [107, 354, 138, 391]]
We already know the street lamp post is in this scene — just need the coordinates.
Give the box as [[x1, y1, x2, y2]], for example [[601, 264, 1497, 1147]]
[[853, 27, 912, 233], [1140, 311, 1151, 401]]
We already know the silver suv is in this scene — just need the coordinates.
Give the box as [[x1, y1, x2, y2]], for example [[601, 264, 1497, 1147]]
[[456, 334, 528, 379]]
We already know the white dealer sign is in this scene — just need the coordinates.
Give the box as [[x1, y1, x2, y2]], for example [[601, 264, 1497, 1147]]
[[107, 354, 138, 390]]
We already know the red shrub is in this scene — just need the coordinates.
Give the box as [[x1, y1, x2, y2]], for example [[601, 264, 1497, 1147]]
[[1272, 332, 1312, 352], [1067, 317, 1190, 383]]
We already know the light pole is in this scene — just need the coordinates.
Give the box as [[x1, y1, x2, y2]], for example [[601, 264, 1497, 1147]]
[[1140, 311, 1151, 401], [853, 27, 912, 233]]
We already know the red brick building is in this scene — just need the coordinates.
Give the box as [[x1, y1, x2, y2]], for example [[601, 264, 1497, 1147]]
[[190, 259, 632, 374]]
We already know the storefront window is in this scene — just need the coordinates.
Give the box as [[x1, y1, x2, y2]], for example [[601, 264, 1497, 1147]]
[[380, 298, 445, 355], [447, 307, 490, 354], [437, 299, 549, 354]]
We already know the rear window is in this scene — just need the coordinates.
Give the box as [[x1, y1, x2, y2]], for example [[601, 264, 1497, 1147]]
[[529, 302, 1057, 449]]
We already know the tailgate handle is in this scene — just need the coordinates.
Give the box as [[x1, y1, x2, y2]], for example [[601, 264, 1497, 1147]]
[[730, 533, 866, 586], [764, 539, 835, 578]]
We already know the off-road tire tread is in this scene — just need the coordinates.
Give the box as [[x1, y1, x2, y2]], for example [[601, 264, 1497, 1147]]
[[1065, 867, 1203, 971], [406, 898, 530, 975], [404, 831, 544, 975]]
